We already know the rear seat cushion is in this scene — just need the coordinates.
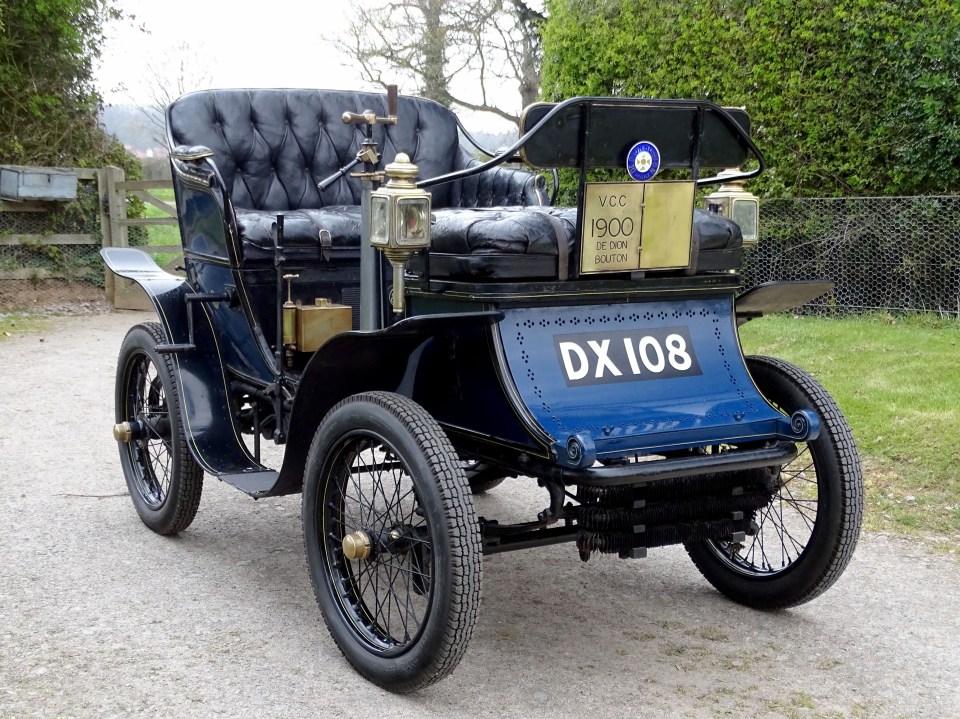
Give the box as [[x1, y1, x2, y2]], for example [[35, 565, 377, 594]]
[[236, 207, 362, 263], [236, 205, 743, 277], [425, 207, 577, 280], [424, 207, 744, 279]]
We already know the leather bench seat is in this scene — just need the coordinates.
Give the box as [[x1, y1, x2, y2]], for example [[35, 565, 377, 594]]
[[426, 206, 577, 280], [168, 89, 747, 279], [692, 209, 746, 272], [237, 204, 743, 277], [236, 207, 362, 263]]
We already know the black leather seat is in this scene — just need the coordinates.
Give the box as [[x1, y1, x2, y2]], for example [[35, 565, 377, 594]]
[[166, 89, 548, 265], [420, 206, 742, 280], [167, 89, 743, 278]]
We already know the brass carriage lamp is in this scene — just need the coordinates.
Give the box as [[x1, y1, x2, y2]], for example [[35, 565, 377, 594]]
[[369, 152, 432, 314], [703, 169, 760, 245]]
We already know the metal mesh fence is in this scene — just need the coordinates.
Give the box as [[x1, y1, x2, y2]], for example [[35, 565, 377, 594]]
[[0, 180, 105, 287], [3, 188, 960, 315], [744, 196, 960, 317]]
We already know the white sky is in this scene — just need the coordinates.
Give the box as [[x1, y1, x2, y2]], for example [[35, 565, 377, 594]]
[[98, 0, 518, 132], [98, 1, 364, 103]]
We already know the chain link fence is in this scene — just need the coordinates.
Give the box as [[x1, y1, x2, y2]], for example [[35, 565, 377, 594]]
[[745, 196, 960, 317], [3, 187, 960, 316], [0, 179, 104, 287]]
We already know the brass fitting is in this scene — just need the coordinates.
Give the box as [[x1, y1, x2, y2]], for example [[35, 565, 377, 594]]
[[342, 530, 372, 561], [113, 421, 133, 443]]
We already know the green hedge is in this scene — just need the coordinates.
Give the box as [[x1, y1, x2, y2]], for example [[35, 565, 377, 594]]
[[540, 0, 960, 197]]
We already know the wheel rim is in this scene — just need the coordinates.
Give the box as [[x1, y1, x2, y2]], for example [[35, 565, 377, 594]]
[[706, 440, 821, 577], [319, 432, 434, 656], [122, 350, 173, 510]]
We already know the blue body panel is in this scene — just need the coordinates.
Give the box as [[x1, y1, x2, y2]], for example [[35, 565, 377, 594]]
[[497, 295, 816, 467]]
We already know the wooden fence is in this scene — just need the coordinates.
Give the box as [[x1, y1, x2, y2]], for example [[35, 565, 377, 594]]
[[0, 166, 177, 310]]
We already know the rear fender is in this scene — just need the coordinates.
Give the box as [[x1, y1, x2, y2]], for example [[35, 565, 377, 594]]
[[735, 281, 834, 323]]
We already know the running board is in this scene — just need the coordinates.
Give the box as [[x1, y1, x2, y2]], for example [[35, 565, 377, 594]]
[[219, 469, 281, 498]]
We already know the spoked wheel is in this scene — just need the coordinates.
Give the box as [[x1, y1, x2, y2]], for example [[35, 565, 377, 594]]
[[115, 322, 203, 535], [685, 355, 863, 609], [303, 391, 482, 692]]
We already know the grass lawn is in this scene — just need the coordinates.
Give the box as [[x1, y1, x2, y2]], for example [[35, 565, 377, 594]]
[[140, 187, 182, 271], [0, 312, 47, 339], [740, 313, 960, 547]]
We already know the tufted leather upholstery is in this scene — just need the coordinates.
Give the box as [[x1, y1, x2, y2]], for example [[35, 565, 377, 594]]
[[167, 88, 742, 278], [166, 89, 546, 210]]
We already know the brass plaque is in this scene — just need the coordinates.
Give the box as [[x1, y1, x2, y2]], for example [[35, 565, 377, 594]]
[[581, 183, 644, 273], [580, 181, 695, 274], [638, 182, 695, 270]]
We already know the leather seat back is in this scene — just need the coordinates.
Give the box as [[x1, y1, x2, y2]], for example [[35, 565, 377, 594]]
[[166, 89, 463, 210]]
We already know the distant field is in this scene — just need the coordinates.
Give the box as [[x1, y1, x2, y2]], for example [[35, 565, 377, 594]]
[[741, 313, 960, 547], [140, 187, 181, 270]]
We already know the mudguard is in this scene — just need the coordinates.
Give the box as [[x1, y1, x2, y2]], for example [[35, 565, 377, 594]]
[[495, 294, 819, 468], [735, 280, 834, 323], [101, 248, 278, 494], [270, 311, 504, 496]]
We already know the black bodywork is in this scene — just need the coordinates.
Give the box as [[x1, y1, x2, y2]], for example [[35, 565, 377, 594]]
[[102, 88, 861, 692]]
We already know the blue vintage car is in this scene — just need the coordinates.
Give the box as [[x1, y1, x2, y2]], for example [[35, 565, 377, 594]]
[[102, 87, 863, 692]]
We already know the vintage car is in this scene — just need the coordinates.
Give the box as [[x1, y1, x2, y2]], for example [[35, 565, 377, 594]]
[[101, 87, 863, 692]]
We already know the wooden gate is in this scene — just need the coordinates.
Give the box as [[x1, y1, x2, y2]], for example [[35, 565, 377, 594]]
[[0, 166, 180, 311], [102, 168, 179, 310]]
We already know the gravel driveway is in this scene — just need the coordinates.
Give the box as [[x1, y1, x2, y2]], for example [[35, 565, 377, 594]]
[[1, 311, 958, 719]]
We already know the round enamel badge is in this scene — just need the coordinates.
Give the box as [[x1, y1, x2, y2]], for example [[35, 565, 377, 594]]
[[626, 141, 661, 181]]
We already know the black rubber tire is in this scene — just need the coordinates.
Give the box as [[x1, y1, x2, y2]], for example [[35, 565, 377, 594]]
[[464, 463, 509, 494], [115, 322, 203, 535], [303, 391, 482, 692], [685, 355, 863, 609]]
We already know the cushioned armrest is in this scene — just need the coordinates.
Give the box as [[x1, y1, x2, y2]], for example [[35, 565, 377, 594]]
[[170, 144, 215, 161], [447, 148, 549, 207]]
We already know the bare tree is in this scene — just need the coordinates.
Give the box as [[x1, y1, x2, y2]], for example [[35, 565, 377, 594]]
[[133, 41, 212, 146], [333, 0, 545, 126]]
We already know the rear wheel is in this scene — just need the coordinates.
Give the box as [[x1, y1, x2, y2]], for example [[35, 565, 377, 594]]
[[463, 461, 510, 494], [115, 322, 203, 535], [685, 355, 863, 609], [303, 391, 482, 692]]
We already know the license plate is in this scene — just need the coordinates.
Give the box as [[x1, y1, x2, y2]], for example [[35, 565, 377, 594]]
[[554, 326, 702, 387]]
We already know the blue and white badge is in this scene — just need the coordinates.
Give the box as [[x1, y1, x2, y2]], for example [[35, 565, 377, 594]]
[[626, 141, 661, 182]]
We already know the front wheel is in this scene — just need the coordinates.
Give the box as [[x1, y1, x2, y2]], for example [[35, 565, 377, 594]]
[[115, 322, 203, 535], [685, 355, 863, 609], [303, 392, 482, 692]]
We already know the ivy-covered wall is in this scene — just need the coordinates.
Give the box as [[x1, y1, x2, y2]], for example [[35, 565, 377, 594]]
[[540, 0, 960, 197]]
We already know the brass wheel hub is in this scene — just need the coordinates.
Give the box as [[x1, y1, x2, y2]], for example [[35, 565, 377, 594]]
[[342, 530, 372, 561], [113, 421, 134, 443]]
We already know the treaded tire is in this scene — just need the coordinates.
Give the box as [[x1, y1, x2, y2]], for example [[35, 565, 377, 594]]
[[685, 355, 863, 609], [303, 391, 482, 692], [115, 322, 203, 535]]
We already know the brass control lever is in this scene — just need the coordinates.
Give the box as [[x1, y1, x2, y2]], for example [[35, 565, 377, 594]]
[[340, 85, 398, 126]]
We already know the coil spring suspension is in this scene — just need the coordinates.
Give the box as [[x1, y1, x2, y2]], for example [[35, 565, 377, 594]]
[[574, 467, 775, 561]]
